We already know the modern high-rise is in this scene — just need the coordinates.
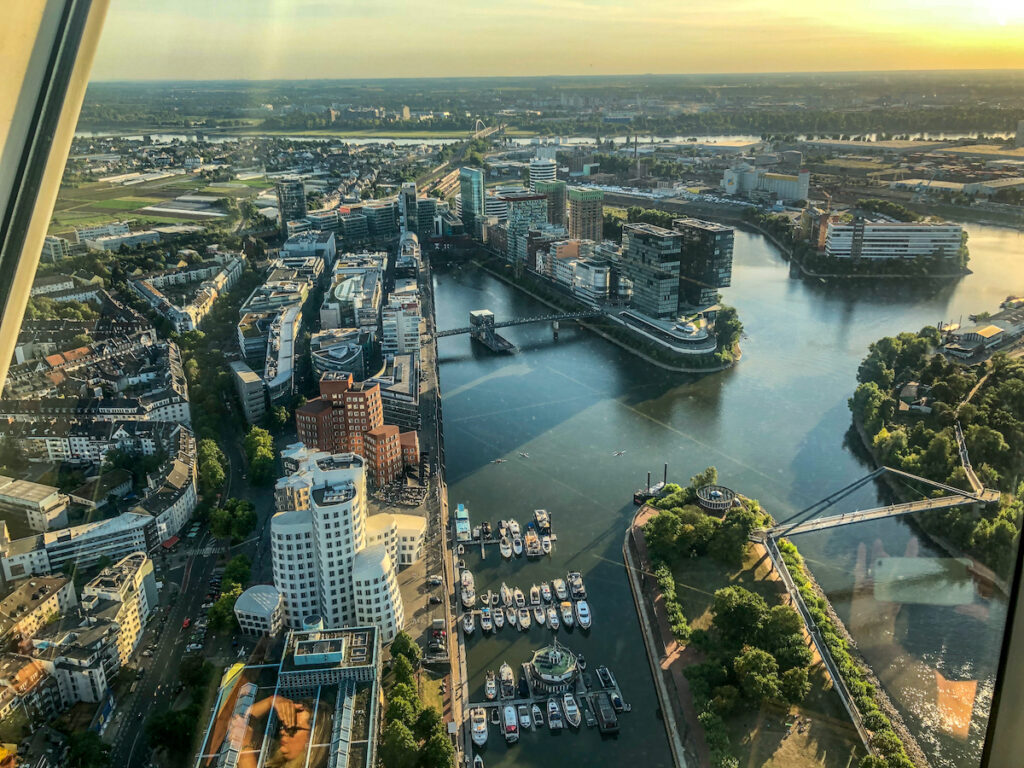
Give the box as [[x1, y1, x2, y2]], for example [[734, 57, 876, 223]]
[[271, 448, 424, 641], [824, 220, 964, 260], [400, 182, 418, 234], [535, 179, 567, 228], [381, 298, 421, 359], [619, 223, 684, 319], [416, 197, 437, 234], [673, 218, 735, 307], [528, 158, 557, 192], [275, 177, 307, 234], [568, 187, 604, 243], [503, 193, 549, 265], [459, 167, 485, 237]]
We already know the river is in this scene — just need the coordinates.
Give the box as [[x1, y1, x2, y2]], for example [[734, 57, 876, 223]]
[[433, 222, 1023, 768]]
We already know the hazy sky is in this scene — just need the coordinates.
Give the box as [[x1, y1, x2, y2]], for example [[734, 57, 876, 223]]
[[91, 0, 1024, 80]]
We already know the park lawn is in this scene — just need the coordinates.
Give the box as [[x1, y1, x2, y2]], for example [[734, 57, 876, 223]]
[[203, 186, 259, 198], [672, 543, 863, 768], [232, 177, 272, 188], [822, 158, 891, 170], [418, 669, 445, 713], [90, 196, 164, 210]]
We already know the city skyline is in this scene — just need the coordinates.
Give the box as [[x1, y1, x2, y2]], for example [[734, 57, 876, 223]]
[[90, 0, 1024, 81]]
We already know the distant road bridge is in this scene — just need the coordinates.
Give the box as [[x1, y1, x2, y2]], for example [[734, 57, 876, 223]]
[[436, 309, 604, 338]]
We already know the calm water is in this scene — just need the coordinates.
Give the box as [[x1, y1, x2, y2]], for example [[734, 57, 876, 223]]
[[434, 222, 1023, 768]]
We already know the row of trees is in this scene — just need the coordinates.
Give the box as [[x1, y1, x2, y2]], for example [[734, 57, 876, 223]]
[[146, 655, 216, 761], [850, 330, 1024, 574], [207, 553, 252, 631], [243, 426, 276, 485], [197, 438, 228, 496], [209, 498, 257, 543], [379, 632, 454, 768]]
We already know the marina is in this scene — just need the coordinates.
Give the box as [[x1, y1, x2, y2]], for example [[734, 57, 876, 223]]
[[458, 571, 595, 634], [452, 506, 561, 560]]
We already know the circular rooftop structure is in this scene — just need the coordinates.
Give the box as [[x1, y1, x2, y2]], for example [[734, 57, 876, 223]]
[[527, 643, 578, 692], [696, 484, 737, 513]]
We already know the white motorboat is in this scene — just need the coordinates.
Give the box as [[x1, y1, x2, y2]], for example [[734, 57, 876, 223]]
[[492, 592, 500, 606], [485, 671, 497, 700], [568, 571, 586, 599], [481, 607, 493, 632], [500, 537, 513, 559], [503, 705, 519, 743], [506, 607, 517, 627], [494, 608, 505, 629], [500, 582, 512, 606], [532, 704, 544, 728], [547, 606, 559, 630], [482, 590, 492, 607], [499, 662, 515, 698], [513, 588, 526, 608], [524, 528, 542, 558], [560, 601, 574, 628], [575, 600, 592, 629], [547, 698, 563, 730], [518, 607, 531, 630], [534, 509, 551, 533], [461, 570, 476, 608], [541, 535, 552, 554], [461, 569, 475, 590], [512, 536, 523, 556], [533, 605, 545, 625], [474, 755, 484, 768], [529, 584, 540, 605], [463, 613, 475, 634], [471, 707, 488, 746], [552, 578, 568, 600], [540, 582, 552, 602], [562, 692, 581, 728], [518, 704, 531, 729], [508, 519, 521, 537]]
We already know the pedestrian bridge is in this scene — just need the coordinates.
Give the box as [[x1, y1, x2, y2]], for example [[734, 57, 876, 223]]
[[436, 308, 604, 338]]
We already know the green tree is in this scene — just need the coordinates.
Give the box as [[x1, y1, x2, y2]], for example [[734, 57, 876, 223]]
[[712, 586, 769, 648], [780, 666, 811, 703], [733, 646, 781, 703], [207, 584, 242, 630], [414, 706, 443, 741], [419, 731, 455, 768], [391, 631, 422, 666], [393, 653, 415, 687], [379, 721, 419, 768], [386, 697, 418, 728], [223, 554, 252, 587], [67, 731, 111, 768]]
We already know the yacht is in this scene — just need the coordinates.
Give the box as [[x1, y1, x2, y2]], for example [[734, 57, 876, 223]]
[[546, 606, 559, 630], [541, 535, 552, 555], [518, 704, 532, 729], [481, 607, 493, 632], [562, 693, 581, 728], [560, 601, 574, 628], [567, 571, 586, 599], [575, 600, 592, 629], [503, 705, 519, 743], [499, 663, 515, 698], [463, 613, 475, 635], [552, 578, 568, 600], [485, 671, 497, 700], [513, 588, 526, 608], [494, 608, 505, 630], [517, 607, 531, 630], [532, 704, 544, 728], [506, 607, 517, 627], [540, 582, 552, 602], [500, 582, 512, 606], [512, 536, 523, 556], [533, 604, 545, 625], [471, 707, 488, 746], [508, 519, 521, 537], [534, 509, 551, 534], [524, 528, 542, 558], [461, 570, 476, 608], [547, 698, 563, 730], [500, 537, 512, 559], [529, 584, 540, 605]]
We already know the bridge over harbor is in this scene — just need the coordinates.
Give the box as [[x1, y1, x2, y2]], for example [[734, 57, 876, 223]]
[[436, 308, 605, 338]]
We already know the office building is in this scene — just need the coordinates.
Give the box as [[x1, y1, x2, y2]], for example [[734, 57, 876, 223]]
[[296, 371, 384, 460], [0, 477, 69, 532], [484, 193, 509, 221], [233, 584, 284, 637], [230, 360, 268, 425], [381, 297, 421, 360], [271, 450, 420, 641], [41, 236, 71, 262], [722, 165, 810, 203], [363, 201, 397, 240], [310, 327, 372, 380], [282, 231, 337, 270], [459, 167, 485, 237], [400, 182, 417, 234], [824, 220, 965, 260], [275, 177, 307, 234], [619, 223, 685, 319], [568, 187, 604, 242], [503, 193, 549, 265], [416, 197, 437, 235], [535, 179, 567, 227], [673, 218, 735, 307], [73, 221, 130, 245], [528, 157, 557, 192], [365, 354, 421, 432]]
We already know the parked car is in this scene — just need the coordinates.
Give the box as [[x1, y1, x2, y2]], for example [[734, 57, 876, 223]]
[[427, 575, 442, 586], [429, 596, 442, 604]]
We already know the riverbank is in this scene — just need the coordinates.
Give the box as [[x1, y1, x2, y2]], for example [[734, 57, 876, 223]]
[[469, 257, 740, 373]]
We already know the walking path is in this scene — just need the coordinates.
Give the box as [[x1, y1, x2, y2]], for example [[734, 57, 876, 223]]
[[625, 506, 705, 768]]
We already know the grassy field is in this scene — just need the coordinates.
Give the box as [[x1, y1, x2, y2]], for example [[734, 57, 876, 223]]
[[418, 669, 446, 713], [673, 544, 864, 768], [90, 196, 163, 210]]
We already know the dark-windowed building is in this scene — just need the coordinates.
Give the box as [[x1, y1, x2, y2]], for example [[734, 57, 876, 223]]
[[673, 218, 734, 307], [618, 223, 684, 319]]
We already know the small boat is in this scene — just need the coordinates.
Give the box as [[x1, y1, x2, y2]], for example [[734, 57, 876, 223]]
[[503, 705, 519, 743], [532, 704, 544, 728], [491, 592, 500, 606], [463, 613, 475, 634], [461, 569, 475, 590], [575, 600, 592, 629], [541, 535, 552, 555], [481, 521, 491, 539], [524, 528, 542, 558], [485, 671, 497, 700], [547, 698, 563, 730], [611, 691, 625, 713], [567, 571, 586, 599], [472, 526, 481, 540], [481, 607, 493, 632], [552, 578, 568, 600], [457, 544, 465, 555], [490, 708, 500, 725], [499, 663, 515, 698], [513, 588, 526, 608], [457, 558, 466, 570], [562, 692, 581, 728], [560, 601, 574, 628], [581, 696, 597, 728], [500, 582, 512, 606], [529, 584, 540, 605], [498, 519, 508, 538], [506, 607, 517, 627], [512, 536, 523, 556], [540, 582, 552, 602], [518, 607, 531, 629], [471, 707, 488, 746], [500, 537, 513, 559], [482, 589, 492, 607], [461, 570, 476, 608], [494, 608, 505, 629], [533, 605, 545, 624], [547, 606, 559, 630], [577, 653, 587, 671], [596, 666, 614, 689], [534, 509, 551, 534], [509, 519, 521, 537], [474, 755, 484, 768], [519, 452, 530, 459], [595, 693, 619, 733], [518, 704, 531, 729]]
